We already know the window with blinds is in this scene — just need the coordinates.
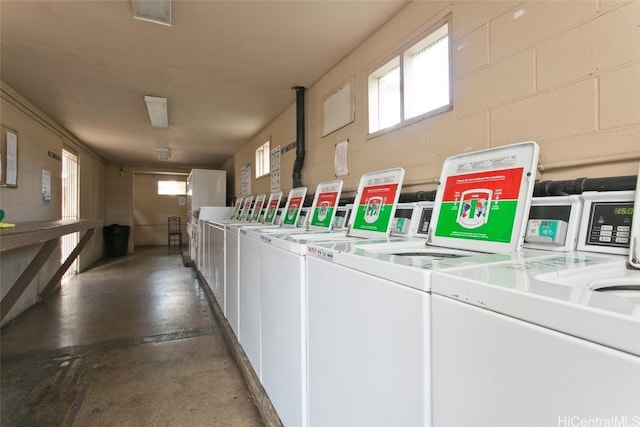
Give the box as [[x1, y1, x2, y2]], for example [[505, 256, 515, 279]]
[[367, 17, 451, 135]]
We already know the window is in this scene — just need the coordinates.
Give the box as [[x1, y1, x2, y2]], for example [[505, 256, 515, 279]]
[[255, 140, 270, 178], [158, 180, 187, 195], [368, 19, 451, 134]]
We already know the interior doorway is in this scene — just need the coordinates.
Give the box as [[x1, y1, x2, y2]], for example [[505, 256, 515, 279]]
[[61, 149, 79, 277]]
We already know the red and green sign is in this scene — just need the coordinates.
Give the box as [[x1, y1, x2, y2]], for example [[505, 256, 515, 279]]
[[264, 198, 280, 224], [239, 199, 253, 221], [352, 183, 399, 233], [435, 167, 523, 243], [310, 191, 339, 228], [251, 199, 264, 221], [282, 196, 303, 226]]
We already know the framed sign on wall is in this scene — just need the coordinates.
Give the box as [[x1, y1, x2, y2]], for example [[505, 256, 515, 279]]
[[1, 125, 19, 188]]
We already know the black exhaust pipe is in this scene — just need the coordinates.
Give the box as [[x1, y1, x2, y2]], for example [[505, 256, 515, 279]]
[[292, 86, 306, 188]]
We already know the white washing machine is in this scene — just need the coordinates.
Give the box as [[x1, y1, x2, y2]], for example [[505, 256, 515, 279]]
[[430, 182, 640, 426], [235, 187, 311, 377], [244, 179, 352, 427], [204, 192, 280, 315], [305, 141, 544, 427], [258, 200, 427, 427], [200, 197, 247, 296], [238, 168, 405, 397]]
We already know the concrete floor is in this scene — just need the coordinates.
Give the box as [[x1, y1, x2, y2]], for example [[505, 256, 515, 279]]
[[1, 246, 265, 427]]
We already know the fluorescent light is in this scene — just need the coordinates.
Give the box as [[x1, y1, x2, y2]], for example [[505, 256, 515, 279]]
[[144, 95, 168, 128], [131, 0, 172, 26], [157, 147, 171, 160]]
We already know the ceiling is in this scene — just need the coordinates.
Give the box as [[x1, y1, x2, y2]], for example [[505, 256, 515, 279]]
[[0, 0, 407, 169]]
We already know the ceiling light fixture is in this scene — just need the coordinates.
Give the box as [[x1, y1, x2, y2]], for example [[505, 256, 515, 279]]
[[156, 147, 171, 160], [144, 95, 169, 128], [131, 0, 172, 26]]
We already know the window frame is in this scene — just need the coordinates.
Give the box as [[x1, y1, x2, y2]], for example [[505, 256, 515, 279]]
[[255, 140, 271, 179], [367, 15, 452, 139], [157, 180, 187, 196]]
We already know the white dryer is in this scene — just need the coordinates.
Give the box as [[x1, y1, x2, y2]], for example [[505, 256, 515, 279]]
[[305, 141, 544, 427], [430, 181, 640, 426]]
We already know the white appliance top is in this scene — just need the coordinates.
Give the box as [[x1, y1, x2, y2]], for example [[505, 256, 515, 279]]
[[265, 202, 426, 255], [307, 239, 534, 291], [428, 141, 539, 254], [431, 253, 639, 355], [431, 174, 640, 356]]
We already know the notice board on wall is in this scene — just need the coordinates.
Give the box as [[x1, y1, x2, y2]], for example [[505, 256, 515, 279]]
[[322, 79, 354, 137], [1, 125, 18, 188]]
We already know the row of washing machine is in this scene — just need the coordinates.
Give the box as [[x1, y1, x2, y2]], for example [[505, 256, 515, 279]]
[[199, 141, 639, 427]]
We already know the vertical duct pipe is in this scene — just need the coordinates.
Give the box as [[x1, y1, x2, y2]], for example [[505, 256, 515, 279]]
[[292, 86, 306, 188]]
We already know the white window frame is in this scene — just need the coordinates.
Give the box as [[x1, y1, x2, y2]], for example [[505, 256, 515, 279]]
[[367, 16, 452, 137], [158, 180, 187, 195], [255, 140, 270, 178]]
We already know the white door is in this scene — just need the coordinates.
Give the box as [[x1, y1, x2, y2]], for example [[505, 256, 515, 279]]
[[61, 149, 79, 277]]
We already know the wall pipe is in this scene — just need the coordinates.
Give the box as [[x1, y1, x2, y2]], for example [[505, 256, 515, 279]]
[[292, 86, 306, 188], [533, 175, 637, 196]]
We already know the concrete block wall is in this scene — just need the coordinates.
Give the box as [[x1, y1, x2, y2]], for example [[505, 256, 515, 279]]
[[230, 0, 640, 196]]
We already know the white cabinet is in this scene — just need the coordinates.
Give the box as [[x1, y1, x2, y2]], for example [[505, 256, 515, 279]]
[[187, 169, 226, 212], [186, 169, 226, 261]]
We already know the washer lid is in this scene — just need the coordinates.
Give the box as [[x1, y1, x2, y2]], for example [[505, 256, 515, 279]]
[[307, 180, 344, 231], [230, 197, 244, 220], [237, 195, 254, 221], [428, 141, 539, 254], [281, 187, 308, 228], [630, 164, 640, 269], [347, 167, 405, 239], [249, 194, 267, 222], [262, 191, 283, 225]]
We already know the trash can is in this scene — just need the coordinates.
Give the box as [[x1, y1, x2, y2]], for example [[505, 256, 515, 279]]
[[103, 224, 130, 257]]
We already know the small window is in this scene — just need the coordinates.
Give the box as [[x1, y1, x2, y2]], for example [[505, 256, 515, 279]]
[[368, 18, 451, 134], [368, 57, 401, 133], [404, 23, 450, 120], [255, 140, 270, 178], [158, 180, 187, 195]]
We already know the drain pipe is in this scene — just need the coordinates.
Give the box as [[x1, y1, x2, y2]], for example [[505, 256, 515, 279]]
[[292, 86, 306, 188], [533, 175, 637, 196]]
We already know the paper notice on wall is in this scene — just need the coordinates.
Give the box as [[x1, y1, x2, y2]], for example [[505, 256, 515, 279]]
[[42, 169, 51, 205], [6, 131, 18, 186], [334, 140, 349, 177], [241, 163, 252, 197], [271, 146, 281, 192]]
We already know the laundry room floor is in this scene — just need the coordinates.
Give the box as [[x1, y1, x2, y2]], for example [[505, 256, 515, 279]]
[[0, 246, 264, 427]]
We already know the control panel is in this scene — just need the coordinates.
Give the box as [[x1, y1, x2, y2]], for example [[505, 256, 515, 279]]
[[585, 202, 633, 248], [577, 191, 635, 255]]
